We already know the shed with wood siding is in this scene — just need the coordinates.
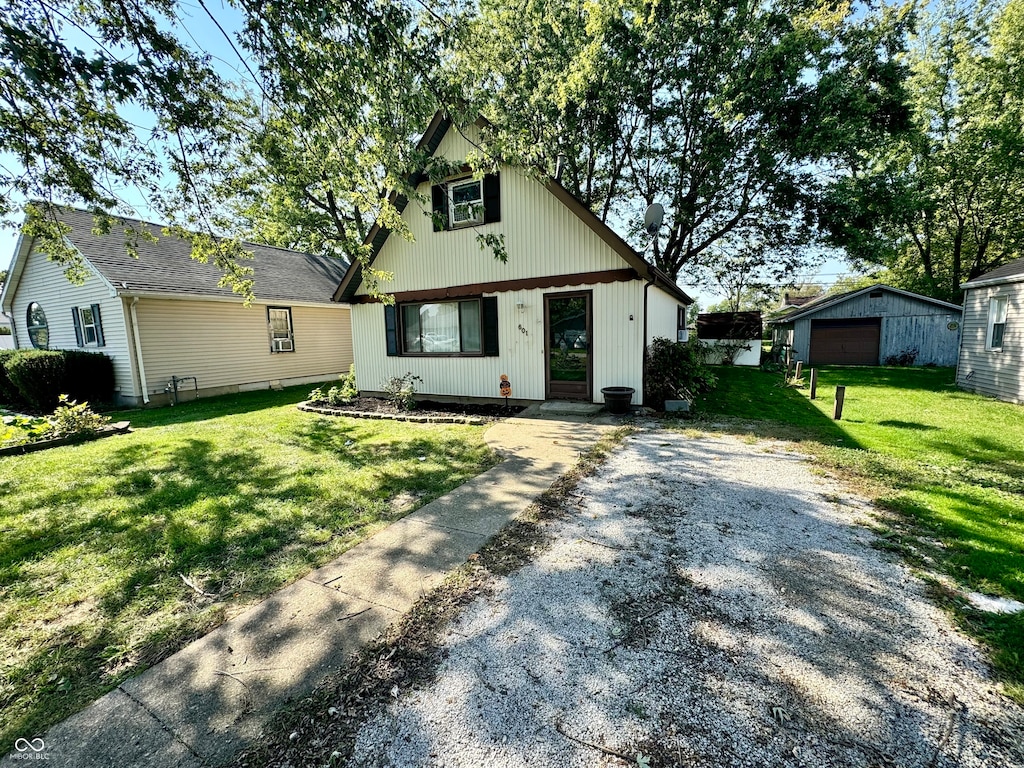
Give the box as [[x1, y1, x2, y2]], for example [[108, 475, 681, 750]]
[[767, 285, 962, 367], [957, 258, 1024, 404]]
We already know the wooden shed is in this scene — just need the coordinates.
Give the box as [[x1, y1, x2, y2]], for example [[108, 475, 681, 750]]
[[768, 285, 962, 367]]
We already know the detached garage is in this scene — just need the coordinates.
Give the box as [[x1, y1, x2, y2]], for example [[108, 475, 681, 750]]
[[770, 285, 962, 367]]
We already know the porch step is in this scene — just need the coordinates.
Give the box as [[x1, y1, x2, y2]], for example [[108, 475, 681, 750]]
[[538, 400, 604, 415]]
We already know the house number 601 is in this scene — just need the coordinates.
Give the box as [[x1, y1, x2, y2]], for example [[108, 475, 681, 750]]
[[518, 324, 529, 336]]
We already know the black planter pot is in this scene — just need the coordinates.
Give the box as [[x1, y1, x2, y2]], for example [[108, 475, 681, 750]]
[[600, 386, 635, 415]]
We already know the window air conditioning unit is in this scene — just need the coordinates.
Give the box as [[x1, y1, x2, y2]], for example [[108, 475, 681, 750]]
[[273, 338, 293, 352]]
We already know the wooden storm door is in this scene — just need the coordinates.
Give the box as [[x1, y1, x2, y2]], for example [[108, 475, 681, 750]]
[[545, 292, 592, 400]]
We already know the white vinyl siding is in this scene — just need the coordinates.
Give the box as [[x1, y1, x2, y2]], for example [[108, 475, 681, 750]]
[[958, 285, 1023, 404], [352, 281, 646, 403], [646, 285, 683, 346], [350, 121, 685, 405], [7, 246, 135, 397], [368, 141, 625, 295], [135, 299, 352, 398]]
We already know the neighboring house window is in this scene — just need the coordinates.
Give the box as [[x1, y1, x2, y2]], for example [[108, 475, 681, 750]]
[[72, 304, 105, 347], [268, 307, 294, 352], [987, 296, 1008, 350], [431, 174, 501, 231], [26, 302, 48, 349], [384, 297, 499, 357]]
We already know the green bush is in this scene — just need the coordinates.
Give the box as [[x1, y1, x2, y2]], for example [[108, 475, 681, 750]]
[[49, 395, 111, 438], [382, 372, 422, 411], [4, 350, 114, 411], [309, 364, 359, 406], [0, 349, 26, 406], [644, 336, 717, 410]]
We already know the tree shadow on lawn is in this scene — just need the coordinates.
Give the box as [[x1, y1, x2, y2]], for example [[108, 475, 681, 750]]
[[694, 369, 859, 449], [0, 416, 496, 749]]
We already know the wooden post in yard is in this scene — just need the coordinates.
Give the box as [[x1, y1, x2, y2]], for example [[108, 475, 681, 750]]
[[785, 347, 792, 381], [833, 385, 846, 420], [794, 361, 803, 380], [809, 368, 818, 400]]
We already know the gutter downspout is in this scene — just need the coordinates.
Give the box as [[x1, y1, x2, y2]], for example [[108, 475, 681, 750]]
[[642, 279, 653, 407], [129, 297, 150, 404]]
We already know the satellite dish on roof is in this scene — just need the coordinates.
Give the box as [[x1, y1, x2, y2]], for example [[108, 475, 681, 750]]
[[644, 203, 664, 236]]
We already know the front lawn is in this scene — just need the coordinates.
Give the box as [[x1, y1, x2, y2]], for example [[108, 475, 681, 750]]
[[695, 365, 1024, 702], [0, 386, 496, 749]]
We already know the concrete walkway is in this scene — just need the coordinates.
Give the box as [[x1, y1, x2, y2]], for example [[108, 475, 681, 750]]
[[10, 407, 616, 768]]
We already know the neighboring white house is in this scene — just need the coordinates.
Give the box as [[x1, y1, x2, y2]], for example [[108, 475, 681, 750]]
[[957, 257, 1023, 404], [768, 284, 962, 367], [0, 207, 353, 406], [334, 113, 693, 406]]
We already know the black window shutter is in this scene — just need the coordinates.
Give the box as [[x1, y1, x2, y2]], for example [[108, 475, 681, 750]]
[[431, 184, 447, 232], [91, 303, 105, 347], [482, 296, 499, 356], [384, 304, 399, 356], [483, 173, 501, 224], [71, 308, 84, 346]]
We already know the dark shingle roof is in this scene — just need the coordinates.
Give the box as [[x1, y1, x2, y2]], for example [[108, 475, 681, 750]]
[[964, 257, 1024, 286], [54, 207, 347, 304]]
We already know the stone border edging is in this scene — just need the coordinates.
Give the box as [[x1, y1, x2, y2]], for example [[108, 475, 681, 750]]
[[0, 421, 131, 457], [298, 401, 484, 425]]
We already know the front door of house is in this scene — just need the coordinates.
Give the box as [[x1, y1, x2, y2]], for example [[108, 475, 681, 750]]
[[545, 292, 592, 400]]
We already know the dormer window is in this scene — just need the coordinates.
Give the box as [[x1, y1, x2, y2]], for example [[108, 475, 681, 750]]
[[431, 173, 501, 231], [449, 179, 483, 226]]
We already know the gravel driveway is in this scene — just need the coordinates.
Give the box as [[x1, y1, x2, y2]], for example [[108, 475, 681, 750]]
[[344, 430, 1024, 767]]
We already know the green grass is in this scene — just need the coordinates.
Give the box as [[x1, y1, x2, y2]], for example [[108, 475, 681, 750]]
[[0, 385, 496, 748], [694, 365, 1024, 702]]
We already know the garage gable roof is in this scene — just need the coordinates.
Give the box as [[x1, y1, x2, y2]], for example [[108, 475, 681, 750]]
[[770, 284, 961, 324], [332, 112, 692, 306]]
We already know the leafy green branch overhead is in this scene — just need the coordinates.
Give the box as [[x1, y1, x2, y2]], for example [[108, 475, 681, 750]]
[[461, 0, 914, 284]]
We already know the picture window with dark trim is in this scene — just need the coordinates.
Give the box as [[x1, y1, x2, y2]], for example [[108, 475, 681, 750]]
[[402, 300, 482, 354]]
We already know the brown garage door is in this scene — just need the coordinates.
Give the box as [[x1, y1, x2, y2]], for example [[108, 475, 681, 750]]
[[809, 318, 880, 365]]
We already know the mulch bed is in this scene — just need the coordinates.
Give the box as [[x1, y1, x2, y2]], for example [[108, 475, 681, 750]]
[[298, 397, 525, 424]]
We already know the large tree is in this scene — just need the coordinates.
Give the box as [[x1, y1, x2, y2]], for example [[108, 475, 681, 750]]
[[0, 0, 464, 296], [462, 0, 913, 283], [823, 0, 1024, 303]]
